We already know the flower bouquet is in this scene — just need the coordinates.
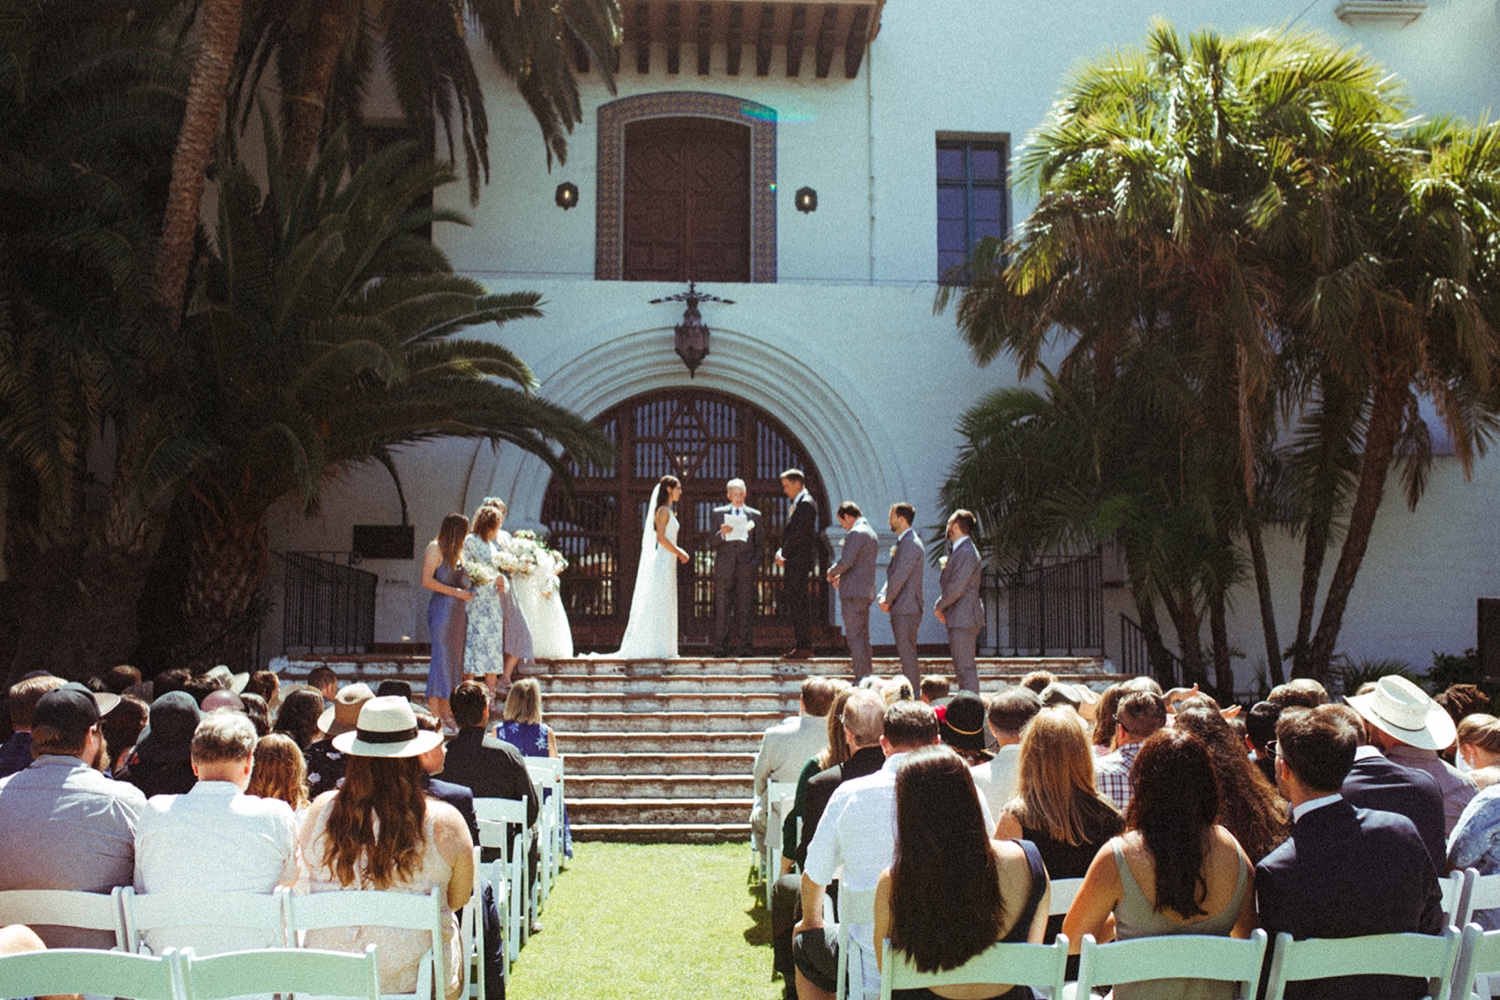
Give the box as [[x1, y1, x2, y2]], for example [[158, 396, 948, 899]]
[[512, 530, 570, 598]]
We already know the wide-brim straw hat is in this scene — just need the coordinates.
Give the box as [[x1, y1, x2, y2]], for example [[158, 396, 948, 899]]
[[332, 696, 443, 758], [204, 665, 250, 694], [317, 682, 374, 737], [1348, 674, 1456, 752]]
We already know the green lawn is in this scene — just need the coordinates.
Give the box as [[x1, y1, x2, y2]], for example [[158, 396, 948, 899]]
[[507, 841, 784, 1000]]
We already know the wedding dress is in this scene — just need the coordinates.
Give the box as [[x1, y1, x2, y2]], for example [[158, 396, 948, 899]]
[[598, 483, 679, 659], [513, 547, 574, 659]]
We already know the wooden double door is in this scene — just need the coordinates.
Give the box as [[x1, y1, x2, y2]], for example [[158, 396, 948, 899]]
[[541, 389, 831, 652]]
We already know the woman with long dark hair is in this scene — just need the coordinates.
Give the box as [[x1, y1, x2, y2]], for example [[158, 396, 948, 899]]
[[1062, 729, 1255, 1000], [272, 687, 325, 750], [1172, 705, 1289, 863], [299, 697, 474, 1000], [874, 745, 1050, 1000]]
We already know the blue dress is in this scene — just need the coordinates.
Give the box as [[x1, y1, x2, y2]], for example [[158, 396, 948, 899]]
[[426, 561, 469, 700], [496, 720, 573, 858]]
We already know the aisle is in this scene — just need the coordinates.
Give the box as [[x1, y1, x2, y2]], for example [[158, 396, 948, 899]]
[[507, 841, 782, 1000]]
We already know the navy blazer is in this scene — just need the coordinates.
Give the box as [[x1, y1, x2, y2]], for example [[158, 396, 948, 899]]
[[425, 774, 479, 846], [1255, 799, 1442, 1000], [793, 745, 885, 867], [781, 492, 820, 568], [1342, 751, 1447, 876]]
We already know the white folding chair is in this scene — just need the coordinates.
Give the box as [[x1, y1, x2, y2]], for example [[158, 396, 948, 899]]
[[879, 935, 1071, 1000], [461, 846, 486, 1000], [1262, 927, 1460, 1000], [475, 796, 532, 962], [181, 944, 381, 1000], [1467, 871, 1500, 927], [1453, 923, 1500, 1000], [1048, 877, 1084, 917], [122, 885, 289, 955], [1446, 869, 1479, 929], [286, 887, 446, 1000], [525, 759, 564, 905], [0, 946, 177, 1000], [834, 885, 877, 1000], [0, 886, 128, 950], [761, 779, 799, 908], [1073, 929, 1269, 1000]]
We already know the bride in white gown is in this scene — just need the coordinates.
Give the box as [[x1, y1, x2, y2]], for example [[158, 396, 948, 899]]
[[601, 475, 689, 658]]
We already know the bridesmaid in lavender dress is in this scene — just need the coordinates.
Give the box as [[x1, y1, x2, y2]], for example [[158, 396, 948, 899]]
[[420, 514, 474, 725]]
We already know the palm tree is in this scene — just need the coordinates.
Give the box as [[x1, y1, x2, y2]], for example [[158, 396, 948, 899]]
[[170, 129, 611, 656]]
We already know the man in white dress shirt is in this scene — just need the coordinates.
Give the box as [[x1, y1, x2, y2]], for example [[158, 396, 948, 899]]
[[794, 700, 994, 1000], [750, 676, 840, 852], [134, 711, 298, 955], [971, 685, 1041, 820]]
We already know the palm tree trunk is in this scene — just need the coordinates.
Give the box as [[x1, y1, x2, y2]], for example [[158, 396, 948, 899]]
[[1306, 377, 1406, 679], [180, 511, 270, 666], [1245, 512, 1285, 686], [1210, 592, 1233, 703], [152, 0, 243, 328], [280, 2, 351, 175], [1162, 588, 1207, 688]]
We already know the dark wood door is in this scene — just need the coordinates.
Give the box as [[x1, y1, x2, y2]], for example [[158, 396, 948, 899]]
[[623, 117, 750, 283], [541, 390, 831, 652]]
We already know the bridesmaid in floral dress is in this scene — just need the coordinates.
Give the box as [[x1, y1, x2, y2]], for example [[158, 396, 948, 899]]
[[462, 506, 508, 701]]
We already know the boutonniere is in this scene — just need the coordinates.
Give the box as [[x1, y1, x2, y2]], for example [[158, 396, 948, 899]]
[[940, 556, 949, 569], [889, 544, 897, 559]]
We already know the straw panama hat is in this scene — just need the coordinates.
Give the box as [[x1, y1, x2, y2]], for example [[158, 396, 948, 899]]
[[1347, 674, 1456, 752], [332, 696, 444, 758], [317, 682, 375, 737]]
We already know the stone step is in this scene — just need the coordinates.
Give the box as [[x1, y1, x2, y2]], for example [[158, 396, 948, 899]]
[[571, 823, 749, 844], [563, 752, 758, 776], [543, 691, 798, 714], [534, 673, 802, 694], [566, 774, 753, 798], [548, 711, 784, 734], [558, 732, 766, 754], [568, 797, 754, 826]]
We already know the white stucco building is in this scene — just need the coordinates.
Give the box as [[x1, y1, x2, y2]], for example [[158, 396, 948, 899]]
[[267, 0, 1500, 689]]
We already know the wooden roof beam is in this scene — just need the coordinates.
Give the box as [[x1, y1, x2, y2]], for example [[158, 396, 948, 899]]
[[634, 1, 651, 73], [755, 3, 774, 76], [814, 4, 837, 78], [665, 2, 681, 73], [785, 3, 806, 77], [697, 2, 713, 75], [843, 4, 869, 78], [726, 3, 744, 75]]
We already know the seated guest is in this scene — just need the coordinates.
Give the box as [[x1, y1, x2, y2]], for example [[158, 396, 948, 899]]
[[273, 687, 325, 749], [443, 681, 540, 824], [919, 675, 951, 705], [151, 668, 191, 699], [752, 676, 840, 852], [1020, 671, 1055, 696], [133, 712, 297, 955], [1267, 679, 1329, 710], [244, 669, 281, 713], [377, 679, 415, 701], [1090, 684, 1123, 757], [882, 676, 915, 705], [200, 689, 244, 714], [101, 694, 149, 776], [1457, 713, 1500, 790], [1349, 674, 1475, 833], [874, 746, 1050, 1000], [305, 682, 374, 797], [116, 691, 201, 798], [0, 674, 64, 778], [247, 732, 310, 816], [102, 665, 143, 695], [1172, 705, 1289, 864], [0, 683, 146, 948], [1337, 703, 1446, 875], [1094, 691, 1166, 813], [1063, 729, 1255, 1000], [1449, 763, 1500, 930], [971, 686, 1041, 819], [995, 707, 1121, 969], [1257, 705, 1442, 1000], [306, 665, 340, 702], [299, 696, 473, 1000], [1244, 700, 1283, 785], [239, 692, 271, 737], [939, 690, 992, 767], [1437, 684, 1491, 732], [495, 678, 558, 758]]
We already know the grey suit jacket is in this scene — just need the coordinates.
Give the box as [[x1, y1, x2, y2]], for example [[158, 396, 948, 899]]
[[936, 536, 983, 629], [710, 503, 762, 564], [879, 528, 924, 615], [828, 517, 878, 601]]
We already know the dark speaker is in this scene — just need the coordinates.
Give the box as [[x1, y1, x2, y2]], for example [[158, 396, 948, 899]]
[[352, 524, 415, 561], [1479, 598, 1500, 682]]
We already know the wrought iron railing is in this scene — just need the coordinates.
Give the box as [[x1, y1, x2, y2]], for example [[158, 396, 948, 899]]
[[981, 552, 1105, 656], [1119, 613, 1184, 687], [280, 551, 377, 654]]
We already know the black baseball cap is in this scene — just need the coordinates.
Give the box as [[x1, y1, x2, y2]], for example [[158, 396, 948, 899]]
[[32, 682, 116, 738]]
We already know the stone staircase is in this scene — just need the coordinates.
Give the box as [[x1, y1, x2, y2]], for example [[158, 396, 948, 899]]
[[284, 654, 1124, 843]]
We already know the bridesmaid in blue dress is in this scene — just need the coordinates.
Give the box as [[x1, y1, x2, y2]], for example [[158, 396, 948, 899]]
[[421, 514, 474, 725]]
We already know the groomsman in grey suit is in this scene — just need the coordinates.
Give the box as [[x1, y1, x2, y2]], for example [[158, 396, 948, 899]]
[[710, 478, 762, 657], [826, 502, 878, 680], [935, 509, 983, 692], [879, 502, 924, 690]]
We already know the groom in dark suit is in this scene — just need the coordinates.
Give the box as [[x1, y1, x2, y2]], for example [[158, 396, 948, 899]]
[[776, 468, 818, 659], [711, 477, 762, 656], [1256, 704, 1442, 1000]]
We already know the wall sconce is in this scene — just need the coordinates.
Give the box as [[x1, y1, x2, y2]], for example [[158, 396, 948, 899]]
[[555, 182, 579, 210], [795, 186, 818, 213]]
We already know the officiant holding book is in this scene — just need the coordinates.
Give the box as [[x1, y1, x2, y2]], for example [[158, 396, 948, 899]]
[[711, 477, 762, 657]]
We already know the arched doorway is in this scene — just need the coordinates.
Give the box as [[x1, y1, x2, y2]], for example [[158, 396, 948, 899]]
[[541, 389, 832, 652]]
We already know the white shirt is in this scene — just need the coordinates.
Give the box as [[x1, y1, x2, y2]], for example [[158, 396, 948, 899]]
[[971, 743, 1022, 822], [1291, 792, 1343, 822], [134, 780, 299, 955]]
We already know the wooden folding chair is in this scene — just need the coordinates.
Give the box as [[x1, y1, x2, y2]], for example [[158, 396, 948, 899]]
[[879, 935, 1070, 1000], [1074, 930, 1269, 1000], [286, 887, 447, 1000], [0, 946, 177, 1000], [181, 944, 381, 1000], [1262, 927, 1460, 1000], [0, 886, 128, 950]]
